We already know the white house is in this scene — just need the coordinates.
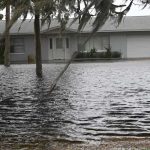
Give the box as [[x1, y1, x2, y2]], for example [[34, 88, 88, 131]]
[[0, 16, 150, 63]]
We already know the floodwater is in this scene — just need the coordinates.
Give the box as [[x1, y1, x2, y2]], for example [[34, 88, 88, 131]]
[[0, 61, 150, 143]]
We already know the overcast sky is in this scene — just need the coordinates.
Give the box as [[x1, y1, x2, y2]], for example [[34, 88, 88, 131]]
[[127, 6, 150, 16], [115, 0, 150, 16]]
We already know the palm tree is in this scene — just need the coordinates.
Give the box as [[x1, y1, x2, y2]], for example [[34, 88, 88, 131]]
[[0, 0, 26, 66], [0, 14, 3, 20], [0, 0, 11, 66], [4, 1, 10, 67], [34, 8, 42, 77]]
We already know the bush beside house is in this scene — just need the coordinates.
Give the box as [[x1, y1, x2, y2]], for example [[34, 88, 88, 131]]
[[76, 47, 121, 59]]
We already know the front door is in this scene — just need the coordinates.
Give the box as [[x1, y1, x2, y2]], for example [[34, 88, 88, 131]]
[[53, 37, 65, 60], [48, 37, 70, 60]]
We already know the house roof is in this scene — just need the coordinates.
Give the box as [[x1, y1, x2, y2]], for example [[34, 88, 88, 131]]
[[0, 16, 150, 35]]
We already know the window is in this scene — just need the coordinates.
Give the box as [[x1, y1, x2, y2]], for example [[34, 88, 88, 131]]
[[11, 38, 24, 53], [50, 38, 53, 49], [102, 36, 109, 50], [66, 38, 69, 49], [56, 38, 63, 49]]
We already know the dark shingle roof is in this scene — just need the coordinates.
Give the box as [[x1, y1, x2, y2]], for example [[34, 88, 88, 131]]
[[0, 16, 150, 35]]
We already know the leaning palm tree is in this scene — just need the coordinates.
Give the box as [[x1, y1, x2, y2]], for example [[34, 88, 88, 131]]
[[48, 0, 135, 92]]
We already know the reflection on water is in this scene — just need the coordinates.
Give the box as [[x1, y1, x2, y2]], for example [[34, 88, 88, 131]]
[[0, 61, 150, 142]]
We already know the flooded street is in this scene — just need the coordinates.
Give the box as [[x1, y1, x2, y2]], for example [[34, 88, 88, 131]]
[[0, 61, 150, 143]]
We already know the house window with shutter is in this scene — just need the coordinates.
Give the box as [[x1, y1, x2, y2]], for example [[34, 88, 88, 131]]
[[50, 38, 53, 49], [102, 36, 110, 50], [66, 38, 69, 49], [11, 38, 24, 53], [56, 38, 63, 49]]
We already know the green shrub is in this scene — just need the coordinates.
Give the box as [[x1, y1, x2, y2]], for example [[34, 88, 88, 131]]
[[90, 48, 96, 53], [105, 46, 112, 58], [28, 54, 35, 64], [76, 52, 86, 58], [111, 51, 121, 58], [76, 50, 121, 59], [98, 52, 107, 58], [88, 48, 96, 57]]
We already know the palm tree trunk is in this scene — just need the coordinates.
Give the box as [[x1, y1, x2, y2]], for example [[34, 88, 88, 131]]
[[4, 2, 10, 67], [34, 13, 42, 77]]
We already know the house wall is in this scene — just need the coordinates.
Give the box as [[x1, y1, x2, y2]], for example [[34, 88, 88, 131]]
[[9, 31, 150, 63], [110, 33, 127, 58], [41, 36, 49, 62], [78, 33, 127, 58], [10, 35, 34, 63], [24, 35, 35, 60], [24, 35, 49, 62], [78, 34, 105, 52], [68, 34, 78, 59], [10, 35, 54, 63], [126, 32, 150, 58], [110, 32, 150, 59]]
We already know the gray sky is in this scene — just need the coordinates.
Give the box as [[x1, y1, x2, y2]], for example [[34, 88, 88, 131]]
[[115, 0, 150, 16], [127, 7, 150, 16]]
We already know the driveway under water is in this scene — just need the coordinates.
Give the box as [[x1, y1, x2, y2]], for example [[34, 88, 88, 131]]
[[0, 61, 150, 142]]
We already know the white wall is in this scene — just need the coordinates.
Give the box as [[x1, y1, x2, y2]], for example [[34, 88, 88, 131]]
[[41, 36, 49, 61], [127, 34, 150, 58], [110, 33, 127, 58], [78, 34, 109, 52], [66, 34, 78, 59], [10, 35, 34, 63]]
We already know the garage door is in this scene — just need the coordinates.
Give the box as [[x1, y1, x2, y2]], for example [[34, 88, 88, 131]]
[[127, 35, 150, 58]]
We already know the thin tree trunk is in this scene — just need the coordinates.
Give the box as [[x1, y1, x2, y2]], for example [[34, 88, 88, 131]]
[[49, 52, 78, 93], [4, 2, 10, 67], [34, 13, 42, 77]]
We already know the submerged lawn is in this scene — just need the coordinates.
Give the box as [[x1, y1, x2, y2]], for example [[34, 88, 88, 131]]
[[0, 61, 150, 149]]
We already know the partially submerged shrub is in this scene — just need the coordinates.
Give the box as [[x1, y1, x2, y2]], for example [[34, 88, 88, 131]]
[[111, 51, 121, 58], [89, 48, 96, 57], [90, 48, 96, 53], [28, 54, 35, 64], [76, 51, 121, 59], [98, 52, 107, 58], [105, 45, 112, 58]]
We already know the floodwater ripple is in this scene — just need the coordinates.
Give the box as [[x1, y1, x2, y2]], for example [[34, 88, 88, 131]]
[[0, 61, 150, 142]]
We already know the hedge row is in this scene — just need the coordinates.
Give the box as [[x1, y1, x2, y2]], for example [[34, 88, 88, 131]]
[[76, 51, 121, 59]]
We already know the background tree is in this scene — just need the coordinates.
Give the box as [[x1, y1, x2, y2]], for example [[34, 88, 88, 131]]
[[4, 0, 10, 67], [0, 0, 31, 66], [0, 1, 4, 19], [0, 0, 11, 66]]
